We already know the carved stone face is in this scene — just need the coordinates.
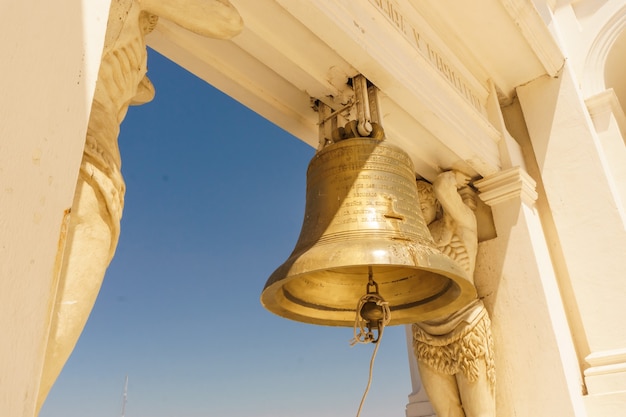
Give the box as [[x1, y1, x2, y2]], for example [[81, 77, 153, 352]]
[[416, 181, 437, 225], [420, 198, 437, 225]]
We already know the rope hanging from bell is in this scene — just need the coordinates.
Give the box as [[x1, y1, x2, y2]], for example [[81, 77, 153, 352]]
[[351, 267, 391, 346]]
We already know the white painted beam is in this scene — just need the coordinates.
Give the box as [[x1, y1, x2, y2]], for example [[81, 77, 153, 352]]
[[148, 0, 510, 179]]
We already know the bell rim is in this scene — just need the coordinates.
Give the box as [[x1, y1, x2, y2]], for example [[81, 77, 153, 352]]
[[261, 249, 477, 327], [260, 271, 477, 326]]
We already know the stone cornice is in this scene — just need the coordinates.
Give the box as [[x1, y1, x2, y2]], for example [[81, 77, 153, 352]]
[[474, 166, 538, 206], [585, 348, 626, 372], [584, 348, 626, 395], [500, 0, 565, 77], [585, 88, 626, 140]]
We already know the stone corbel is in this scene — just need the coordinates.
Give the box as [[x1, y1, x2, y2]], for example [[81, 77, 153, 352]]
[[474, 166, 538, 207]]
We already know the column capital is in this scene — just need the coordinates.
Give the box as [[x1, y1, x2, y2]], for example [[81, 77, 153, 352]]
[[474, 166, 538, 206]]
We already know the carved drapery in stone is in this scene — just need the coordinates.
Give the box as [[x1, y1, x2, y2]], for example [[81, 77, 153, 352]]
[[412, 171, 496, 417]]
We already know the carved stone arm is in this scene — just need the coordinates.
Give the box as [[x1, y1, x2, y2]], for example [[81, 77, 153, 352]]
[[139, 0, 243, 38], [433, 170, 475, 230]]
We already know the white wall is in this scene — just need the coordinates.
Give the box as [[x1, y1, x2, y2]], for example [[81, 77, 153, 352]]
[[0, 1, 109, 416]]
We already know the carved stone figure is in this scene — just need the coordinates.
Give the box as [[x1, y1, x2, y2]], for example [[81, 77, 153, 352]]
[[37, 0, 243, 411], [412, 171, 496, 417]]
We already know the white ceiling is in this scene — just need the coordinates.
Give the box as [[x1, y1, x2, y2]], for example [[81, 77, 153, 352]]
[[147, 0, 564, 181]]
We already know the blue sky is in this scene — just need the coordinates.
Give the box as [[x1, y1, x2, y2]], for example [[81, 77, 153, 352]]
[[40, 48, 412, 417]]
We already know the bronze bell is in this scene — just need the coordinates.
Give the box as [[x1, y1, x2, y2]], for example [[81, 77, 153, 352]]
[[261, 138, 476, 326]]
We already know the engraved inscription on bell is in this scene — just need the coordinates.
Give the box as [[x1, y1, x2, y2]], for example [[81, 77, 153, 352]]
[[261, 138, 476, 326], [299, 140, 431, 248]]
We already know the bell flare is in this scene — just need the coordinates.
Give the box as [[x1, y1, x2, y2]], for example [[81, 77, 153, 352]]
[[260, 137, 477, 327], [261, 238, 476, 326]]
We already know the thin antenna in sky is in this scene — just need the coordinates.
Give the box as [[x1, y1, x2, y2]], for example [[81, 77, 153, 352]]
[[120, 375, 128, 417]]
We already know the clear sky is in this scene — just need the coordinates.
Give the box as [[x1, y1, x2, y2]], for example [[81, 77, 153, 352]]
[[40, 48, 412, 417]]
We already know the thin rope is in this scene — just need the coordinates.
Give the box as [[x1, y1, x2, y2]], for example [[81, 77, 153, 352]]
[[355, 324, 384, 417], [351, 294, 391, 346], [350, 287, 391, 417]]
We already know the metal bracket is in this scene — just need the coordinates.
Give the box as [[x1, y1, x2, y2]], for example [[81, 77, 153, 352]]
[[315, 74, 385, 150]]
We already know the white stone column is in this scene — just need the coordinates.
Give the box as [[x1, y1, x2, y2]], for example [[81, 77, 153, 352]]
[[473, 167, 586, 417], [404, 325, 435, 417], [517, 64, 626, 414], [0, 2, 111, 417]]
